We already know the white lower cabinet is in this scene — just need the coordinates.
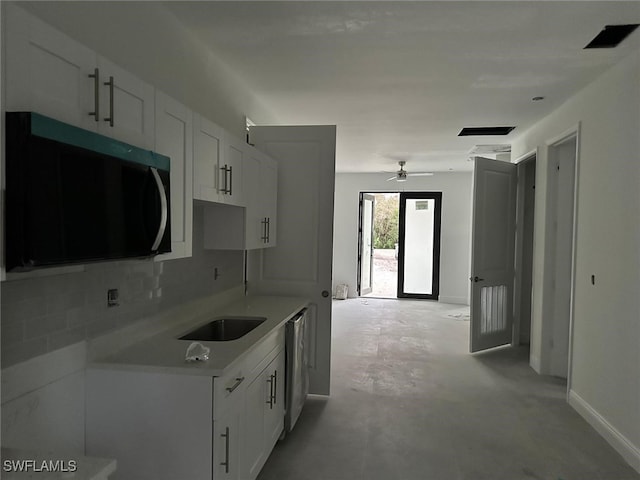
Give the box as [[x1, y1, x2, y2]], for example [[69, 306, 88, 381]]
[[243, 350, 285, 479], [86, 327, 285, 480], [214, 400, 243, 480]]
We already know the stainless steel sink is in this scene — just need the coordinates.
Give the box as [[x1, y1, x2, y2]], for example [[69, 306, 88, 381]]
[[178, 316, 266, 342]]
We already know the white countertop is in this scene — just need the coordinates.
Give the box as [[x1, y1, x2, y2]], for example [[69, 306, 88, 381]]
[[89, 295, 308, 377], [1, 448, 116, 480]]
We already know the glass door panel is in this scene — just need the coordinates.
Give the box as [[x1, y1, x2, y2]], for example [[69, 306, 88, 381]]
[[398, 193, 442, 299]]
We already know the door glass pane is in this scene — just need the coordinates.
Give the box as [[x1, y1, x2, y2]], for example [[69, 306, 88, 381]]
[[361, 197, 373, 291], [403, 199, 435, 295]]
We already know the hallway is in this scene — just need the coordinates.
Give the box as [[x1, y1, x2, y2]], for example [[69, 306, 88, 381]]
[[258, 298, 639, 480]]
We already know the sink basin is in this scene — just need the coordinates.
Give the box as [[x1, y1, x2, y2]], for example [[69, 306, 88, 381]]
[[178, 316, 266, 342]]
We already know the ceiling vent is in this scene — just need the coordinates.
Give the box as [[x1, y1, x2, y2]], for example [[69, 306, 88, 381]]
[[458, 126, 515, 136], [584, 24, 639, 49]]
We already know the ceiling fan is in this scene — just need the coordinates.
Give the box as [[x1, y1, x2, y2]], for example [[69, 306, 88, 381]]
[[386, 161, 434, 182]]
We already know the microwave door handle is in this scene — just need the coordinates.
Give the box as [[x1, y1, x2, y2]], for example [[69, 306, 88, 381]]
[[150, 167, 168, 251]]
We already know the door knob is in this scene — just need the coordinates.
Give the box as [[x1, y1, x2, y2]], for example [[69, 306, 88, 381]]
[[322, 290, 329, 298], [473, 276, 485, 283]]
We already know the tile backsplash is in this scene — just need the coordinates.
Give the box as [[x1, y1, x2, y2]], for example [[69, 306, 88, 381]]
[[1, 205, 244, 367]]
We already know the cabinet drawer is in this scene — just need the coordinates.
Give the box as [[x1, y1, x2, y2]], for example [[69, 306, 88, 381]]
[[213, 362, 247, 418]]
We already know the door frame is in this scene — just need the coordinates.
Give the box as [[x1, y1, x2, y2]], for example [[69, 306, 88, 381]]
[[543, 124, 581, 390], [512, 149, 538, 347], [397, 191, 442, 300]]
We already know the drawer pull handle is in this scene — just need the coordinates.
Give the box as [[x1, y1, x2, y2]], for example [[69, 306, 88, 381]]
[[226, 376, 244, 393]]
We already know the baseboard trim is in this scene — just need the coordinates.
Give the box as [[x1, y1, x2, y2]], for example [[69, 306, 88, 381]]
[[569, 389, 640, 472], [438, 296, 469, 305]]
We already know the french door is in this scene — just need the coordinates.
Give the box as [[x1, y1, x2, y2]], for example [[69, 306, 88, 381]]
[[397, 192, 442, 300], [357, 193, 375, 296]]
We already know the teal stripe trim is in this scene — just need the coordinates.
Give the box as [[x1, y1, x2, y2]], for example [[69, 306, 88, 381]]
[[30, 113, 170, 171]]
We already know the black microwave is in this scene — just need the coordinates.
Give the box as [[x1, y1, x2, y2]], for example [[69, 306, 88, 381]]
[[5, 112, 171, 272]]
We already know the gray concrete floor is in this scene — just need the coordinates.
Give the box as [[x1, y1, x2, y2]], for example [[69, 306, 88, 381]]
[[258, 298, 639, 480]]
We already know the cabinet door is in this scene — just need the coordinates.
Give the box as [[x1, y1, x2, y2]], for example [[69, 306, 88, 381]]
[[242, 146, 263, 250], [260, 156, 278, 248], [220, 133, 245, 207], [193, 114, 224, 203], [4, 4, 97, 131], [242, 350, 285, 480], [243, 369, 268, 480], [97, 57, 155, 149], [264, 350, 285, 450], [214, 401, 243, 480], [154, 91, 193, 261]]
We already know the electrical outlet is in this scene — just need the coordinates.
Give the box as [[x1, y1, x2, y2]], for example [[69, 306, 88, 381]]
[[107, 288, 119, 307]]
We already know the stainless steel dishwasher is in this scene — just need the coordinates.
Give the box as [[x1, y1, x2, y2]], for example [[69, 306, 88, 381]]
[[285, 308, 309, 432]]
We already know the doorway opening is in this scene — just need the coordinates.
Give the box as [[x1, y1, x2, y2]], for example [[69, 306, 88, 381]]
[[544, 133, 578, 379], [357, 192, 442, 300]]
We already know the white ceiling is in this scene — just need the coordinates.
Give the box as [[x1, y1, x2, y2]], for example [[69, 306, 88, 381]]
[[164, 1, 640, 173]]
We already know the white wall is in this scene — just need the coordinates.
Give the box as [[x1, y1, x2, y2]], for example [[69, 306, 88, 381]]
[[511, 50, 640, 469], [333, 172, 472, 304]]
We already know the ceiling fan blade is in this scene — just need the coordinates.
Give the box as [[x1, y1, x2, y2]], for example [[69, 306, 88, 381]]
[[408, 172, 434, 177]]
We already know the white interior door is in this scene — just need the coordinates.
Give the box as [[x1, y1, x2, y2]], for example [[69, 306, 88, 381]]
[[470, 157, 517, 353], [359, 194, 375, 296], [248, 126, 336, 395]]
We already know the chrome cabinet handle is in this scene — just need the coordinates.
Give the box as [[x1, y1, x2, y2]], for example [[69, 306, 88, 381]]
[[103, 76, 114, 127], [150, 168, 168, 252], [266, 371, 277, 409], [219, 164, 231, 194], [222, 165, 227, 193], [220, 426, 230, 474], [266, 375, 274, 409], [88, 68, 100, 121], [261, 218, 268, 242], [273, 369, 277, 405], [225, 376, 244, 393], [266, 217, 270, 243], [228, 165, 233, 196]]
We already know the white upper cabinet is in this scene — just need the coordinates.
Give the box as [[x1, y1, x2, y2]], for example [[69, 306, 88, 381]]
[[193, 115, 244, 207], [202, 143, 278, 251], [96, 57, 155, 150], [4, 4, 154, 149], [4, 4, 97, 131], [220, 132, 245, 207], [155, 92, 193, 261], [193, 113, 224, 203], [259, 155, 278, 248], [242, 147, 263, 250], [243, 145, 278, 249]]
